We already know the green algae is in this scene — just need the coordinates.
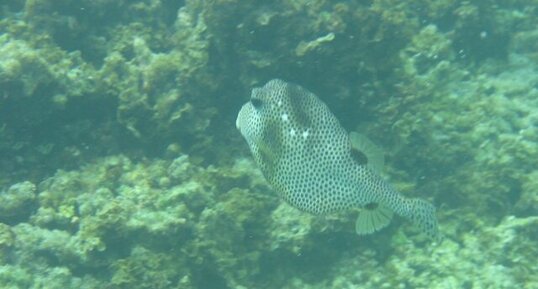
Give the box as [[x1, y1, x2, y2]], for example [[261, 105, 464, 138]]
[[0, 181, 36, 224], [0, 0, 537, 288]]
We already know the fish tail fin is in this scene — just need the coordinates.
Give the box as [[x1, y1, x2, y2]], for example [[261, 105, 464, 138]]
[[405, 198, 441, 241], [355, 203, 394, 235]]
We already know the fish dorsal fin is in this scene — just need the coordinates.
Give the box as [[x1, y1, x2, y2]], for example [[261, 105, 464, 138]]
[[355, 203, 394, 235], [349, 132, 384, 173]]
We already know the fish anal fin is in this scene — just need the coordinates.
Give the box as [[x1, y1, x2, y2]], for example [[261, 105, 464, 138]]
[[355, 203, 393, 235]]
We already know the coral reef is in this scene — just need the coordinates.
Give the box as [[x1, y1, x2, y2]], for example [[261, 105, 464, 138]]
[[0, 155, 278, 288], [0, 0, 537, 288]]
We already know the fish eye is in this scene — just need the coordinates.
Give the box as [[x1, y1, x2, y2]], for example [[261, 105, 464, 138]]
[[251, 98, 263, 109]]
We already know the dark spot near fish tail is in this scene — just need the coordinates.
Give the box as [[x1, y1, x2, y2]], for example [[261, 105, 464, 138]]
[[365, 202, 378, 210]]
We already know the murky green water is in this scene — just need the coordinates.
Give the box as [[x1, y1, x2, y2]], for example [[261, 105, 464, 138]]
[[0, 1, 536, 288]]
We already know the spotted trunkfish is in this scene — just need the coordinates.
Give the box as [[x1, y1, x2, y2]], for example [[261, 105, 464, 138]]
[[236, 79, 439, 240]]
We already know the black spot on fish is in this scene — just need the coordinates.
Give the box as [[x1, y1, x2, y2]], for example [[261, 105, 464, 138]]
[[351, 147, 368, 166], [365, 202, 378, 210], [251, 98, 263, 109]]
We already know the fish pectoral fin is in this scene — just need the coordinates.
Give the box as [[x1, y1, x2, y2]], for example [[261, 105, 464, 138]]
[[349, 132, 384, 173], [355, 203, 393, 235]]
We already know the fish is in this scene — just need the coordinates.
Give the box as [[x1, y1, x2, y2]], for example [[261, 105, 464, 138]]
[[236, 79, 439, 240]]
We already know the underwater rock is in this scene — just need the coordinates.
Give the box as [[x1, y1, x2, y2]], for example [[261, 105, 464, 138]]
[[0, 181, 36, 224]]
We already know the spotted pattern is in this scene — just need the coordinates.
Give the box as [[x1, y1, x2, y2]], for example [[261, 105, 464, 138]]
[[236, 79, 439, 239]]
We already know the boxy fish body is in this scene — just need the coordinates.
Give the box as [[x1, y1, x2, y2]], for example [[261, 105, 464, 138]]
[[236, 79, 439, 239]]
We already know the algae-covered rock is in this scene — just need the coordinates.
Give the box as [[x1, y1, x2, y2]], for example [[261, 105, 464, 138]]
[[0, 223, 15, 263], [269, 203, 316, 253], [0, 153, 280, 288], [0, 181, 36, 224], [514, 170, 538, 216], [0, 37, 54, 96], [110, 246, 191, 289]]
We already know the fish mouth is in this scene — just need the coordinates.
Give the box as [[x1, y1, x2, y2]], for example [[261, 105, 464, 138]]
[[236, 102, 250, 131], [235, 110, 241, 130], [236, 105, 243, 130]]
